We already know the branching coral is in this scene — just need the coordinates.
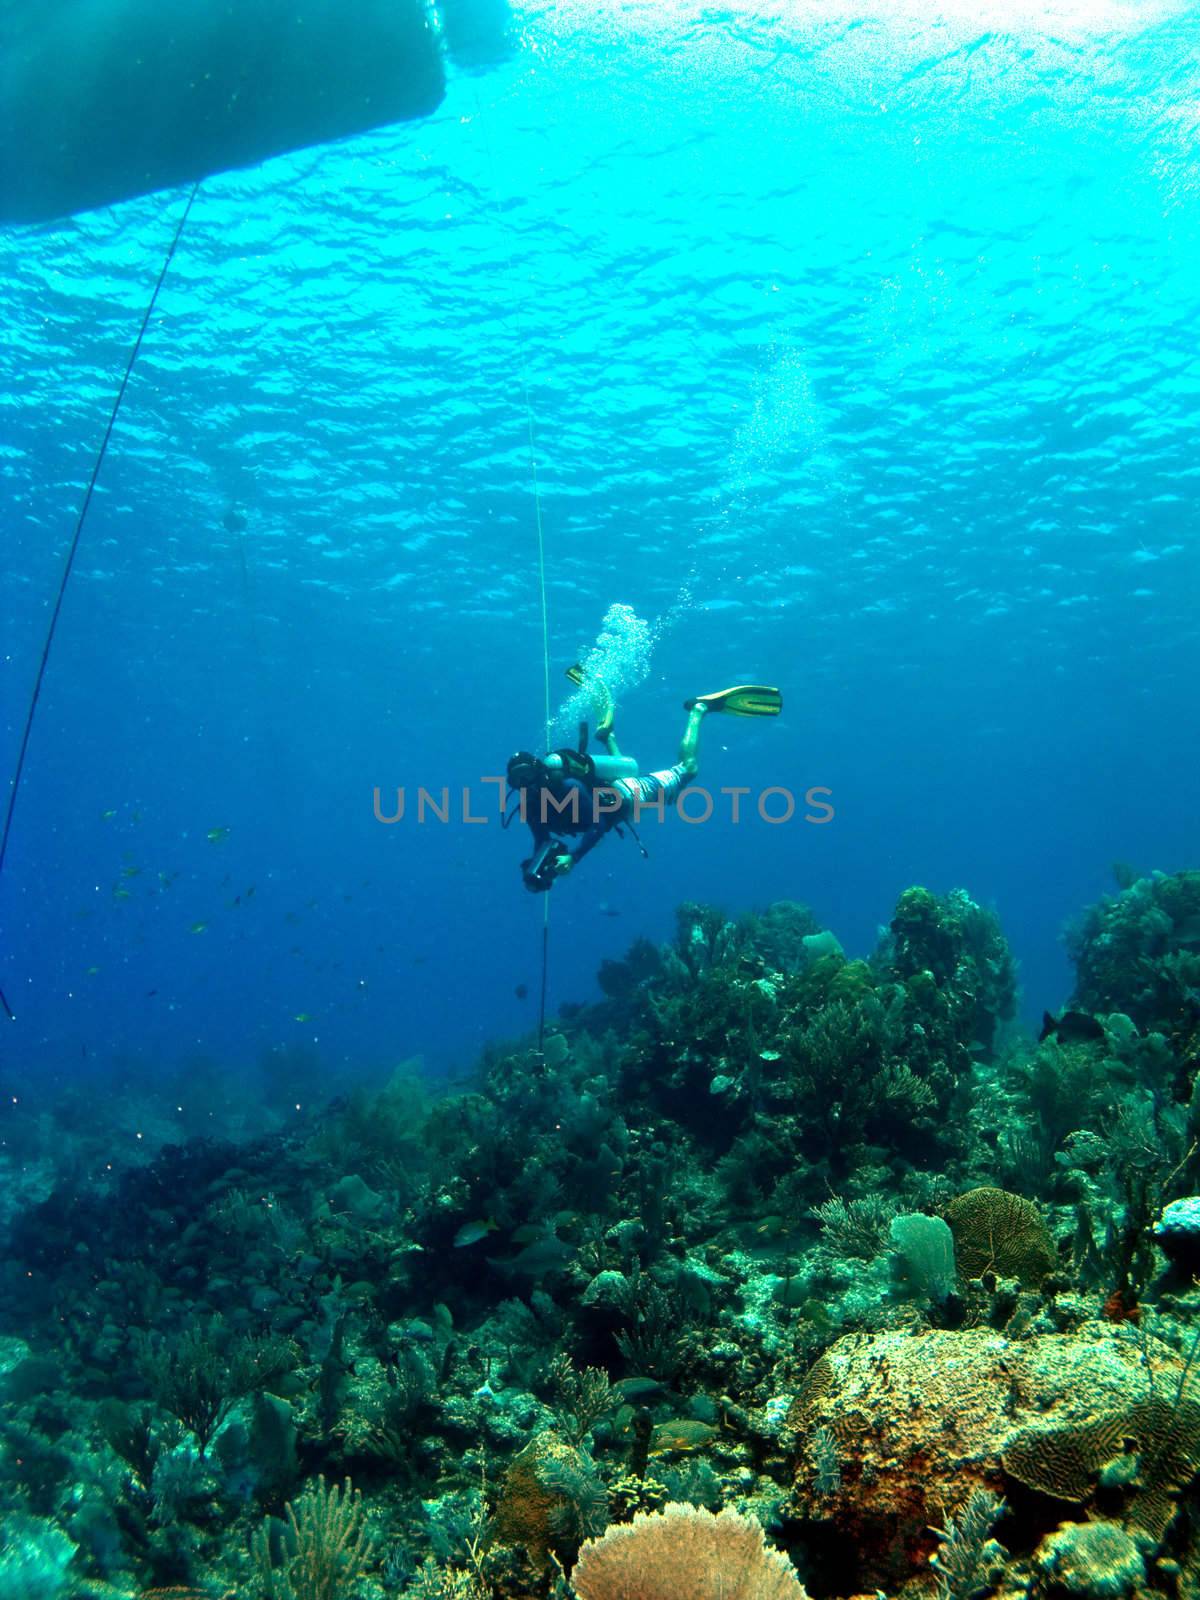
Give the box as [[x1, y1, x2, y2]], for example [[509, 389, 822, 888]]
[[1066, 869, 1200, 1035], [250, 1475, 373, 1600], [930, 1488, 1007, 1600], [139, 1320, 298, 1455]]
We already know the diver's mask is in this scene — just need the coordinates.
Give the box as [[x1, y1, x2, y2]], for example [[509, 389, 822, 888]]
[[506, 751, 549, 791]]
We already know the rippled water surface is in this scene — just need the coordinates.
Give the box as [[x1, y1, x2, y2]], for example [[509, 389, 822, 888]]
[[2, 0, 1197, 1073]]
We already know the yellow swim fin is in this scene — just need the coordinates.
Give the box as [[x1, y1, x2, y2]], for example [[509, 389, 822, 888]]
[[565, 662, 615, 737], [685, 685, 783, 717]]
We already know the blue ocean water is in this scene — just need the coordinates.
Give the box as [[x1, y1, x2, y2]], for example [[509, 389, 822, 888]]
[[2, 0, 1197, 1101]]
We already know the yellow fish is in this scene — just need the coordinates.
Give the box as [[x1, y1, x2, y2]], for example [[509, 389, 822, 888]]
[[294, 1012, 313, 1022], [648, 1420, 718, 1456], [190, 922, 208, 934], [206, 827, 231, 844]]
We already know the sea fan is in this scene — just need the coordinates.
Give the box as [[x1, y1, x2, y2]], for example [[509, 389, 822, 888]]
[[572, 1502, 806, 1600]]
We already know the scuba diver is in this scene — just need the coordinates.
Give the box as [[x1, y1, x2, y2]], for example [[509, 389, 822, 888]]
[[505, 668, 782, 892]]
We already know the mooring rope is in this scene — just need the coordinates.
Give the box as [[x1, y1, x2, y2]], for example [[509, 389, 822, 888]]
[[470, 87, 555, 1054], [0, 180, 200, 1020], [528, 413, 552, 1053]]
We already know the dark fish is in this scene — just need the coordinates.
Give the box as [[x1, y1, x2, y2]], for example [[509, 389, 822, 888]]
[[454, 1219, 498, 1248], [488, 1237, 575, 1278], [223, 507, 247, 534], [1040, 1009, 1105, 1045], [597, 902, 621, 918], [515, 983, 528, 1000]]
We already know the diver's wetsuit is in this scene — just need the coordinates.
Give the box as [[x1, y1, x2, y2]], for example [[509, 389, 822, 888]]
[[516, 698, 708, 892], [518, 742, 694, 896], [521, 763, 690, 883], [512, 683, 780, 892]]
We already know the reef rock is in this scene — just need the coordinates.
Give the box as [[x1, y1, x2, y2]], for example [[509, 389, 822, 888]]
[[1032, 1520, 1145, 1599], [788, 1326, 1188, 1592]]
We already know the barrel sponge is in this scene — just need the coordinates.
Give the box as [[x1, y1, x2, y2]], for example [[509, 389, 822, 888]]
[[572, 1503, 807, 1600]]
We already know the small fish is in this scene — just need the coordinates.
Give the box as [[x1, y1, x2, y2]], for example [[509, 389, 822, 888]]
[[1039, 1009, 1105, 1045], [597, 902, 621, 917], [454, 1219, 498, 1249], [190, 921, 208, 934], [112, 888, 131, 902], [158, 871, 178, 888], [489, 1236, 575, 1278], [206, 827, 231, 844], [86, 966, 100, 976], [121, 866, 141, 878], [223, 506, 247, 534], [294, 1012, 313, 1023], [510, 1223, 547, 1245], [515, 983, 529, 1000], [100, 808, 117, 821], [754, 1214, 788, 1238], [245, 885, 256, 898], [648, 1420, 718, 1456], [612, 1376, 666, 1402], [145, 989, 158, 998]]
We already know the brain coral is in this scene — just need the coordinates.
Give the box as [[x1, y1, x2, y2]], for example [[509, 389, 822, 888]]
[[787, 1326, 1186, 1590]]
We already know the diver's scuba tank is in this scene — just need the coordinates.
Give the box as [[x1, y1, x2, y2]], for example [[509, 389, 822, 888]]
[[587, 752, 639, 785], [543, 749, 639, 785]]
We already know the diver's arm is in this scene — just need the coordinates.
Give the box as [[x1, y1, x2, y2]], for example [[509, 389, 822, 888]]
[[520, 815, 555, 890], [566, 816, 613, 867]]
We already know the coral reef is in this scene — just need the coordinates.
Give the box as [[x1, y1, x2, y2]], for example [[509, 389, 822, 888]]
[[1, 876, 1199, 1600], [787, 1325, 1187, 1590]]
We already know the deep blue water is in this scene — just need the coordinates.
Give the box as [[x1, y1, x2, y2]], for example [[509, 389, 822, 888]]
[[2, 0, 1198, 1101]]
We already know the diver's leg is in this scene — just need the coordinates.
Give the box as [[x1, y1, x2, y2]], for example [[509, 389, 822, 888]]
[[591, 675, 615, 740], [599, 727, 623, 759], [676, 703, 707, 781]]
